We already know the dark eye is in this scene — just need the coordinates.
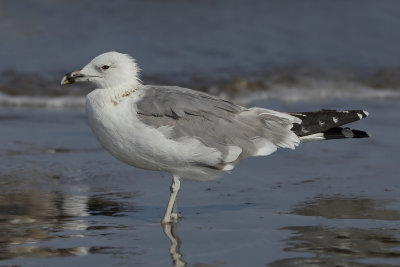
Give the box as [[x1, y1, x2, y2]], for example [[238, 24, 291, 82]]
[[101, 65, 110, 70]]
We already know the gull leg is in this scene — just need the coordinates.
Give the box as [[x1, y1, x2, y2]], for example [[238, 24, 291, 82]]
[[171, 187, 183, 221], [162, 175, 181, 224], [171, 195, 179, 221]]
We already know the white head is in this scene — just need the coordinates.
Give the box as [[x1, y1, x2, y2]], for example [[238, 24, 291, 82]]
[[61, 51, 141, 90]]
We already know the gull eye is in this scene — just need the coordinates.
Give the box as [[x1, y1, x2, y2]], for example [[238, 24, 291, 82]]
[[101, 65, 110, 70]]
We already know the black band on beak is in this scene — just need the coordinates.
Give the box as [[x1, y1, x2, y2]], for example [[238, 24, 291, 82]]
[[61, 70, 84, 85]]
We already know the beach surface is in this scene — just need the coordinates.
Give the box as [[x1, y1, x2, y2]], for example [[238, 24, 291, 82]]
[[1, 98, 399, 266]]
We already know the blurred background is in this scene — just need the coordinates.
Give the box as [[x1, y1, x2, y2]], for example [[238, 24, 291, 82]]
[[1, 0, 400, 106], [1, 1, 400, 267]]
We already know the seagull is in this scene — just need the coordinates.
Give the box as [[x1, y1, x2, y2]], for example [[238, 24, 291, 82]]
[[61, 51, 369, 224]]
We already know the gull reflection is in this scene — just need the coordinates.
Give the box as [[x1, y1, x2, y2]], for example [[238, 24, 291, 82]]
[[0, 191, 90, 260], [162, 222, 186, 267], [0, 190, 137, 260]]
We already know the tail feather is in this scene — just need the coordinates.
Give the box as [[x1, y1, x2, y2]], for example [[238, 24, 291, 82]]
[[289, 109, 369, 141]]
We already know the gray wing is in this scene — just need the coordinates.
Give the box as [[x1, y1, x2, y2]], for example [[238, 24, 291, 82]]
[[136, 85, 300, 166], [136, 85, 241, 118]]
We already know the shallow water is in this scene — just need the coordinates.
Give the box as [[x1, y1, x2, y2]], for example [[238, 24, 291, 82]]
[[0, 99, 399, 266]]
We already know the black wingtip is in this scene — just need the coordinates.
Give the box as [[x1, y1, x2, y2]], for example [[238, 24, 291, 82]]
[[352, 129, 370, 138], [289, 109, 370, 137], [321, 127, 369, 140]]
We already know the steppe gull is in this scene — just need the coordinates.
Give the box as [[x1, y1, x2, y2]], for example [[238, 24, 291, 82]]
[[61, 51, 369, 223]]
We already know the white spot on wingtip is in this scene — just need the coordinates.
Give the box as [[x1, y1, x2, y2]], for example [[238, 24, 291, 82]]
[[342, 128, 354, 138], [363, 110, 369, 117], [332, 117, 338, 123], [343, 110, 349, 113], [357, 113, 363, 119]]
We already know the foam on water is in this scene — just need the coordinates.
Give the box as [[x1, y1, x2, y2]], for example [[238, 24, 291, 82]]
[[0, 93, 85, 109], [246, 77, 400, 103], [1, 77, 399, 109]]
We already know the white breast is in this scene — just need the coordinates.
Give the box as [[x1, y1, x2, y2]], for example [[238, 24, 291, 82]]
[[85, 89, 222, 173]]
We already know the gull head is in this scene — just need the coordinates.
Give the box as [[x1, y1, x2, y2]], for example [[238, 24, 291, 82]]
[[61, 51, 141, 90]]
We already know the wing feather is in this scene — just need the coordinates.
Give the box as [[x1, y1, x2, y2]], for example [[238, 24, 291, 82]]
[[135, 85, 300, 166]]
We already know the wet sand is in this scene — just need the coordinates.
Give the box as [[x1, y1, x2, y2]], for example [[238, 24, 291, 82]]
[[0, 99, 399, 266]]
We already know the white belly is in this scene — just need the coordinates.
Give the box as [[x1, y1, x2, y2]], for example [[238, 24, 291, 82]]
[[85, 90, 221, 174]]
